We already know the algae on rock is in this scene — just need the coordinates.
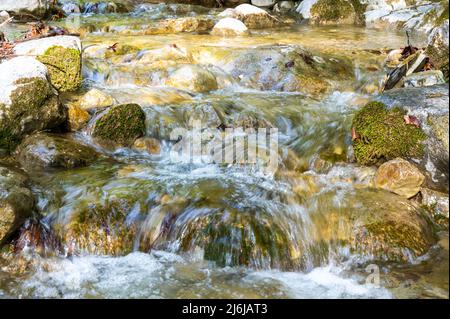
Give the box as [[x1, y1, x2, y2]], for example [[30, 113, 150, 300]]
[[352, 101, 426, 165], [37, 46, 82, 92]]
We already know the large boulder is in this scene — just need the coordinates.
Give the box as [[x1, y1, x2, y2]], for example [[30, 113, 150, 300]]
[[91, 103, 146, 147], [0, 165, 35, 245], [0, 57, 67, 153], [16, 133, 100, 170], [374, 158, 425, 198], [14, 36, 82, 92]]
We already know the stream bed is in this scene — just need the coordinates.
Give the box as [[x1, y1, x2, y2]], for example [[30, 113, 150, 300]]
[[0, 3, 448, 299]]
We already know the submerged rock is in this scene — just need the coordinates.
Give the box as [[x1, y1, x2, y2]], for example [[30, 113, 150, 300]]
[[92, 103, 146, 147], [0, 165, 35, 244], [143, 16, 215, 35], [309, 188, 437, 263], [165, 64, 218, 93], [211, 18, 249, 36], [16, 133, 99, 169], [374, 158, 425, 198], [0, 57, 67, 153], [225, 45, 354, 96], [14, 36, 82, 92]]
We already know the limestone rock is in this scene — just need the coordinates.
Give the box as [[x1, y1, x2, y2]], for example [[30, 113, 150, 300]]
[[374, 158, 425, 198], [211, 18, 249, 36]]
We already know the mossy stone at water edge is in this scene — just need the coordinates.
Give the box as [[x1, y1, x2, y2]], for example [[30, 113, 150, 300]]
[[92, 103, 146, 146], [352, 101, 427, 165], [0, 77, 66, 152], [310, 0, 366, 25], [37, 46, 82, 92]]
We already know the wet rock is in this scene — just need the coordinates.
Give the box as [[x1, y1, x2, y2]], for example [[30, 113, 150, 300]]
[[0, 0, 49, 18], [426, 20, 449, 81], [420, 188, 449, 219], [82, 1, 130, 14], [67, 104, 91, 131], [0, 57, 67, 153], [14, 36, 82, 92], [143, 16, 215, 35], [211, 18, 249, 36], [136, 45, 193, 65], [306, 0, 365, 25], [273, 1, 295, 13], [374, 158, 425, 198], [233, 4, 280, 28], [403, 70, 446, 88], [78, 88, 115, 110], [251, 0, 276, 8], [364, 0, 448, 32], [0, 165, 35, 244], [61, 2, 81, 15], [92, 103, 146, 147], [132, 137, 161, 155], [374, 84, 449, 192], [310, 188, 437, 263], [166, 64, 218, 93], [16, 133, 99, 169], [225, 45, 354, 96], [352, 101, 427, 166], [0, 10, 10, 23]]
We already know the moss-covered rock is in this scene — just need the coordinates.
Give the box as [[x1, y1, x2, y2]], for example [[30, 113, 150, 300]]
[[175, 208, 299, 269], [92, 103, 146, 147], [16, 133, 100, 170], [310, 0, 366, 25], [37, 46, 82, 92], [0, 57, 67, 153], [0, 165, 35, 245], [308, 188, 437, 263], [352, 101, 426, 165]]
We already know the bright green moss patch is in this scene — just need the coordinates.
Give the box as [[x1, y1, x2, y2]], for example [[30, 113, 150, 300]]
[[352, 101, 427, 165], [93, 103, 146, 146], [37, 46, 82, 92]]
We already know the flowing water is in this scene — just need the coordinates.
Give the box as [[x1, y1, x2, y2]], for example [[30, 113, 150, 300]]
[[0, 4, 448, 299]]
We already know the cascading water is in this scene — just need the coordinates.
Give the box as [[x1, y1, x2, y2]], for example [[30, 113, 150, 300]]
[[0, 2, 447, 299]]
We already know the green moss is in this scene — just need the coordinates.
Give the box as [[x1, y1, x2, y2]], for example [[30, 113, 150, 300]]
[[352, 102, 427, 165], [0, 77, 54, 152], [311, 0, 353, 22], [93, 103, 146, 146], [37, 46, 82, 92]]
